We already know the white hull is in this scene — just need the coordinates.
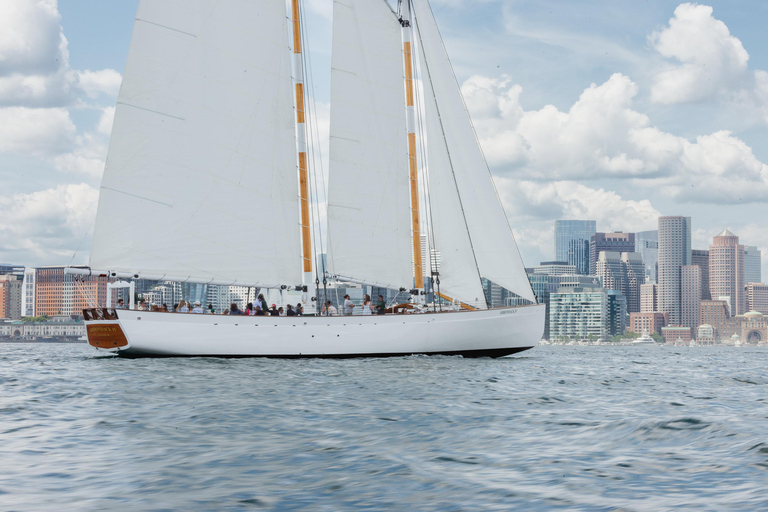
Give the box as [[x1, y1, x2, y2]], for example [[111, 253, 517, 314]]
[[85, 304, 545, 358]]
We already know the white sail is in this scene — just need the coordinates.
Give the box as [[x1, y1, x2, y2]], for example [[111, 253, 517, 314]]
[[412, 0, 535, 303], [89, 0, 301, 288], [414, 23, 487, 307], [325, 0, 413, 289]]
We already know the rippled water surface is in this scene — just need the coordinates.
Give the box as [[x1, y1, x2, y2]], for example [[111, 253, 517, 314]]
[[2, 343, 768, 511]]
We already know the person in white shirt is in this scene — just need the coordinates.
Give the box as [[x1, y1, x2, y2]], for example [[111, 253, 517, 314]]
[[343, 294, 354, 316], [179, 300, 190, 313], [191, 301, 204, 314]]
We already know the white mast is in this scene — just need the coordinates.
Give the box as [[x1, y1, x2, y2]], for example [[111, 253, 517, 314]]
[[291, 0, 314, 310]]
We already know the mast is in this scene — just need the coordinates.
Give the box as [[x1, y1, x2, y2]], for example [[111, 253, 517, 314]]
[[292, 0, 313, 308], [399, 0, 424, 302]]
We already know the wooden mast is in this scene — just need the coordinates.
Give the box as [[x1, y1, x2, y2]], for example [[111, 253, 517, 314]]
[[399, 0, 424, 299], [292, 0, 313, 308]]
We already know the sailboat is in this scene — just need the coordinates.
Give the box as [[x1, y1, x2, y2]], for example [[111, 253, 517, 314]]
[[66, 0, 545, 357]]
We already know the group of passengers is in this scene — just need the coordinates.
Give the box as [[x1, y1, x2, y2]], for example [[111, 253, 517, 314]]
[[116, 292, 387, 316], [320, 294, 386, 316]]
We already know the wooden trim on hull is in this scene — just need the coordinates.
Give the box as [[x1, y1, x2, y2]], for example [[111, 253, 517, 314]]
[[116, 346, 534, 359]]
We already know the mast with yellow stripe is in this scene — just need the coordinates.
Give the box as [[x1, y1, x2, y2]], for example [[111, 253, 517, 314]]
[[292, 0, 313, 310], [399, 0, 424, 303]]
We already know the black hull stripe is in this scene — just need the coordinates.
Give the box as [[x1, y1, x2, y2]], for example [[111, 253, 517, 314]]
[[116, 346, 534, 359]]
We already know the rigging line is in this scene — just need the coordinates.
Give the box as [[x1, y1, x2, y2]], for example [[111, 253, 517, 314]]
[[420, 0, 535, 304], [413, 9, 488, 309]]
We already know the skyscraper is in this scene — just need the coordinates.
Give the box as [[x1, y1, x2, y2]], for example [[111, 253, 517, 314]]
[[691, 249, 710, 300], [744, 246, 762, 285], [709, 229, 745, 316], [589, 232, 634, 275], [658, 216, 691, 325], [681, 265, 701, 333], [555, 220, 596, 275], [636, 230, 659, 284]]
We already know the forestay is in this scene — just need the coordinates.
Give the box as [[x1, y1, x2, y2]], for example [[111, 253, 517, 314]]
[[90, 0, 301, 287], [326, 0, 413, 289], [412, 0, 535, 303]]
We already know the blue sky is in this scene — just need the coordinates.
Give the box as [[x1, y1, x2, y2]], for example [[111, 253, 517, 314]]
[[1, 0, 766, 279]]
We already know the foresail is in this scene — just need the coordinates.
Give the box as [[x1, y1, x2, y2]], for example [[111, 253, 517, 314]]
[[412, 0, 536, 303], [326, 0, 412, 289], [414, 22, 487, 308], [90, 0, 301, 287]]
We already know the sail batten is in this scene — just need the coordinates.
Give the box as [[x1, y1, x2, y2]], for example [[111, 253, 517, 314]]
[[326, 0, 413, 290], [90, 0, 302, 286]]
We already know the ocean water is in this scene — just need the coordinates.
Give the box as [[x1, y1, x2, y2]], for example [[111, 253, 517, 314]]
[[1, 344, 767, 511]]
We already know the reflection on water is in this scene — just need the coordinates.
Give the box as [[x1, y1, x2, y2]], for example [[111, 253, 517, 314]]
[[1, 344, 767, 510]]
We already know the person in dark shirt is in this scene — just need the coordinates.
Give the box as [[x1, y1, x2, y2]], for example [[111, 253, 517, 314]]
[[286, 304, 296, 316], [269, 304, 279, 316], [257, 294, 268, 316], [228, 303, 244, 315], [375, 295, 386, 315]]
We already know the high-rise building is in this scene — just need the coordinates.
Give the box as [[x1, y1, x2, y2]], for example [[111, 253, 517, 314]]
[[22, 268, 35, 317], [595, 251, 644, 313], [34, 267, 116, 317], [589, 232, 634, 275], [640, 283, 658, 313], [691, 249, 710, 300], [744, 246, 762, 285], [636, 230, 659, 284], [747, 283, 768, 314], [681, 265, 701, 333], [0, 275, 23, 320], [658, 216, 691, 325], [596, 251, 623, 292], [606, 290, 627, 336], [709, 229, 745, 316], [555, 220, 596, 275]]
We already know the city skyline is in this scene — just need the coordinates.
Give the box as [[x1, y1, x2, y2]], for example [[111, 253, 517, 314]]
[[0, 1, 766, 279]]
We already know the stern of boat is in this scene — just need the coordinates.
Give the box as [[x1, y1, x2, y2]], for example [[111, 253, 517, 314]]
[[83, 308, 130, 353]]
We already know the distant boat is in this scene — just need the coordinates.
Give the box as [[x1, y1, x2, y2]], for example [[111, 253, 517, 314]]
[[66, 0, 545, 357], [632, 331, 656, 345]]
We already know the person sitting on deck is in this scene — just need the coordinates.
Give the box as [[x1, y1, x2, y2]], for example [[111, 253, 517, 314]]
[[160, 304, 169, 312], [321, 300, 337, 316], [228, 303, 244, 315], [278, 307, 285, 317], [286, 304, 296, 316], [191, 301, 204, 314], [179, 300, 190, 313], [295, 303, 303, 316], [116, 298, 125, 309], [208, 303, 215, 314], [138, 298, 147, 311], [245, 302, 254, 316], [269, 304, 279, 316]]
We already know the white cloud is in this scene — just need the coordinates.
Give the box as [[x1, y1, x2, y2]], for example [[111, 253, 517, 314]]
[[0, 183, 98, 264], [0, 106, 75, 157], [77, 69, 122, 98], [462, 72, 768, 204]]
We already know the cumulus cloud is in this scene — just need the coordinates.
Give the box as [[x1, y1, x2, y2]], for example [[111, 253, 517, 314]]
[[649, 3, 768, 123], [0, 0, 121, 106], [0, 183, 98, 264], [0, 106, 76, 157], [462, 72, 768, 204]]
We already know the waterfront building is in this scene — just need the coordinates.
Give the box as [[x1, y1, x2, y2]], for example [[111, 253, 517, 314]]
[[554, 220, 595, 275], [0, 315, 85, 340], [681, 265, 701, 334], [34, 267, 116, 317], [747, 283, 768, 314], [658, 216, 691, 326], [636, 230, 659, 284], [697, 324, 716, 344], [709, 229, 745, 316], [699, 299, 738, 342], [744, 246, 762, 285], [528, 263, 600, 338], [629, 312, 667, 335], [0, 275, 23, 320], [589, 232, 634, 275], [549, 286, 607, 340], [691, 249, 710, 300], [640, 283, 658, 313], [738, 311, 767, 344], [661, 326, 693, 344]]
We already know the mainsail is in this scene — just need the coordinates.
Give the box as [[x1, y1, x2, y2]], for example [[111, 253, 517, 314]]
[[89, 0, 301, 287], [326, 0, 413, 289], [412, 0, 536, 303]]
